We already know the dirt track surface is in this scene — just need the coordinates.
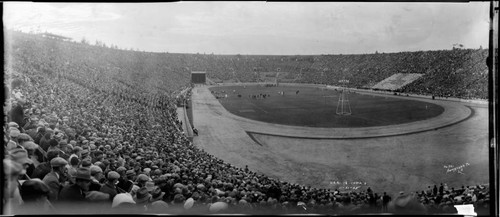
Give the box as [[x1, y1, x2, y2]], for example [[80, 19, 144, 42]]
[[192, 85, 489, 194]]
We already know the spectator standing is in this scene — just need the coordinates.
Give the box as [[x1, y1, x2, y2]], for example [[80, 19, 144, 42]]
[[42, 157, 68, 202], [382, 192, 391, 212]]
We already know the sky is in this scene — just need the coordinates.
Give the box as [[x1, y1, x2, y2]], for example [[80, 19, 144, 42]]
[[3, 2, 491, 55]]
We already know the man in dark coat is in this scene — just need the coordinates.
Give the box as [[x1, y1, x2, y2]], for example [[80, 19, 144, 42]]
[[32, 150, 59, 179], [9, 101, 25, 131], [40, 132, 52, 152], [42, 157, 68, 202], [59, 167, 92, 202], [100, 171, 121, 200]]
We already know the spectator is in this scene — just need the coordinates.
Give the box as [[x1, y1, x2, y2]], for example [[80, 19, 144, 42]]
[[59, 167, 92, 202], [32, 150, 59, 179], [19, 178, 55, 214], [382, 192, 391, 212], [8, 148, 34, 179], [100, 171, 121, 200], [67, 156, 80, 184], [89, 165, 104, 191], [3, 159, 24, 213], [133, 187, 152, 211], [42, 157, 68, 202]]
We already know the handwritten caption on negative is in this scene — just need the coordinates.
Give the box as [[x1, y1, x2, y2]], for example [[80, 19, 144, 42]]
[[444, 163, 470, 175], [329, 181, 368, 190]]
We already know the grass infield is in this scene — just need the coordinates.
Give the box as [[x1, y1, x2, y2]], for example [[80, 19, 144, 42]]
[[210, 85, 444, 128]]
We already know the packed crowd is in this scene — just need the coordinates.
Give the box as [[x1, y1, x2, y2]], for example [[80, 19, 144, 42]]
[[3, 31, 491, 215]]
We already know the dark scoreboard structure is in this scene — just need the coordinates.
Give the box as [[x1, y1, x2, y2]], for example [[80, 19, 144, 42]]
[[191, 71, 206, 84]]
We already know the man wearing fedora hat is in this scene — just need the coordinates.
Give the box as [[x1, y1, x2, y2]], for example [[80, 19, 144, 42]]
[[42, 157, 68, 202], [59, 167, 92, 202], [8, 148, 34, 179], [133, 187, 152, 211], [150, 186, 166, 203]]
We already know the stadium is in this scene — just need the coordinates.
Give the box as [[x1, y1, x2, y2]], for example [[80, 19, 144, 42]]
[[2, 2, 497, 216]]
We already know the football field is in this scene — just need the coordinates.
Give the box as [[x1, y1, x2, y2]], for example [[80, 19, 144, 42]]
[[209, 85, 444, 128], [192, 84, 489, 194]]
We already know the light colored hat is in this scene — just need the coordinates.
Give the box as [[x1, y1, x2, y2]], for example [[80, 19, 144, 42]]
[[8, 122, 19, 128], [10, 149, 34, 165], [6, 141, 18, 150], [151, 200, 169, 210], [18, 133, 32, 141], [4, 158, 23, 175], [116, 166, 127, 173], [10, 130, 21, 138], [50, 157, 68, 167], [145, 181, 155, 192], [136, 174, 149, 182], [22, 141, 38, 150], [107, 171, 120, 180], [112, 193, 136, 208], [209, 201, 228, 212], [86, 191, 110, 201], [184, 197, 195, 209]]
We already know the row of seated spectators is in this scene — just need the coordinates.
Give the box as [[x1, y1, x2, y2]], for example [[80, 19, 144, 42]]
[[3, 31, 491, 214]]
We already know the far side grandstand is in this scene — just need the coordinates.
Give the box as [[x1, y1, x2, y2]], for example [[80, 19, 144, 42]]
[[371, 73, 423, 91]]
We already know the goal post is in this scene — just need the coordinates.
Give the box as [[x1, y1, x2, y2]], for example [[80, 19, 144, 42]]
[[336, 79, 352, 115]]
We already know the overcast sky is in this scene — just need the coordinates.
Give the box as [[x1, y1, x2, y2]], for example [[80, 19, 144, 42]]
[[3, 2, 490, 55]]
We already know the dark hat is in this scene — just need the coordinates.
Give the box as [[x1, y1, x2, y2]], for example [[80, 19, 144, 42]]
[[20, 179, 50, 201], [173, 194, 185, 204], [69, 156, 80, 166], [49, 139, 59, 147], [134, 187, 152, 204], [81, 149, 89, 155], [151, 187, 165, 201], [50, 157, 68, 167], [73, 146, 83, 153], [75, 167, 92, 181], [46, 150, 60, 161], [81, 158, 92, 167]]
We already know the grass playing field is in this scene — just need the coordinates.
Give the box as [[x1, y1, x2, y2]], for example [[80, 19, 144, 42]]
[[209, 85, 444, 128]]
